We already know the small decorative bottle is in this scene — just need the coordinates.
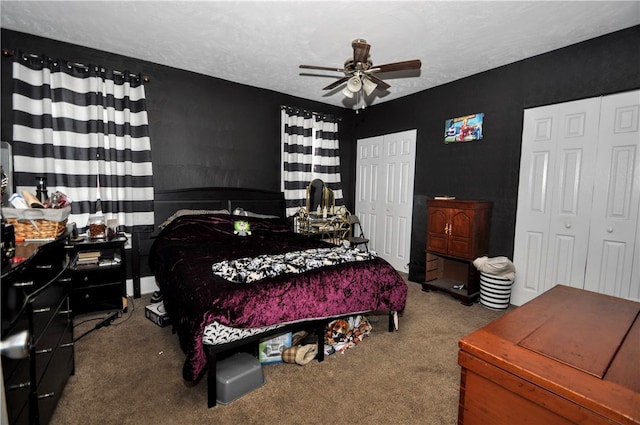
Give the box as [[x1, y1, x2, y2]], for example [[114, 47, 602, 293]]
[[35, 176, 49, 203]]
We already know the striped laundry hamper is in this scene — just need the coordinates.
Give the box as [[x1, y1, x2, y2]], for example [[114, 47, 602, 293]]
[[479, 272, 514, 310]]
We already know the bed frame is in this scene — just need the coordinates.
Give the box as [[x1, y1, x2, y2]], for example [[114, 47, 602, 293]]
[[150, 187, 397, 407]]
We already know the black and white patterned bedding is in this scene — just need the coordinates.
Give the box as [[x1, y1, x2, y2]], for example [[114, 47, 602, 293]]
[[211, 246, 375, 284], [202, 320, 287, 346], [201, 310, 380, 346]]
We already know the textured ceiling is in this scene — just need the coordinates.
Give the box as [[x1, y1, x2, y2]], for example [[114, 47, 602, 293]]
[[1, 1, 639, 110]]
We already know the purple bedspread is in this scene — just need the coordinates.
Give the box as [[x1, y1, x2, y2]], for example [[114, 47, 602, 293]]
[[149, 214, 407, 382]]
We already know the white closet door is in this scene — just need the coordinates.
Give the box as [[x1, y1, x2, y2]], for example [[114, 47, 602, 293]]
[[355, 135, 382, 251], [584, 90, 640, 300], [545, 99, 601, 290], [512, 105, 559, 305], [513, 90, 640, 306], [512, 98, 600, 306], [356, 130, 416, 271]]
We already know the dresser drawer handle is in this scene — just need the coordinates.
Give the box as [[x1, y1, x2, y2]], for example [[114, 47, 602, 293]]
[[35, 347, 53, 355], [33, 307, 51, 314], [38, 392, 55, 399], [58, 277, 72, 283], [7, 382, 30, 391], [60, 342, 74, 348], [14, 281, 34, 287], [35, 264, 53, 269], [59, 309, 72, 315]]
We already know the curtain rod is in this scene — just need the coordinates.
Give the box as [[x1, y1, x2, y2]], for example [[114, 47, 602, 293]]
[[280, 105, 342, 121], [2, 48, 151, 83]]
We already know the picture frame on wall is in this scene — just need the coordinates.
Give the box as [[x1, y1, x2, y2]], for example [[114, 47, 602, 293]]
[[444, 113, 484, 144]]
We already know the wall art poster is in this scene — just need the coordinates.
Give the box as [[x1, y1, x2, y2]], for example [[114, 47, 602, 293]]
[[444, 113, 484, 143]]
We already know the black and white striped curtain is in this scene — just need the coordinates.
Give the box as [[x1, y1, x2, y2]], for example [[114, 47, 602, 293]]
[[11, 50, 154, 232], [281, 106, 344, 217]]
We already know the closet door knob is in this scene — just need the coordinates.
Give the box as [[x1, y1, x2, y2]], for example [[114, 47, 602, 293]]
[[565, 223, 571, 229], [607, 227, 613, 233]]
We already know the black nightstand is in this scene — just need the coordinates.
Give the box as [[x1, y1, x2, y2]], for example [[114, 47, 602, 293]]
[[64, 237, 127, 316]]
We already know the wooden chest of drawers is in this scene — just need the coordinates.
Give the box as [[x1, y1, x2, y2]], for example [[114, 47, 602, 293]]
[[458, 285, 639, 425], [423, 199, 492, 305]]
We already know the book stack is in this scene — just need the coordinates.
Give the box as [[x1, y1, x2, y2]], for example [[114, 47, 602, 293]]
[[75, 251, 101, 267]]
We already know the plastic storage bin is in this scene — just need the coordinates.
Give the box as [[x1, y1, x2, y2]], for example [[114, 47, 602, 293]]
[[216, 352, 265, 404]]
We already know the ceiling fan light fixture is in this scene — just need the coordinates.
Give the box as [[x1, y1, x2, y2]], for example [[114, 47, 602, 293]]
[[300, 38, 422, 108], [345, 76, 363, 93], [362, 77, 377, 96], [342, 86, 355, 98]]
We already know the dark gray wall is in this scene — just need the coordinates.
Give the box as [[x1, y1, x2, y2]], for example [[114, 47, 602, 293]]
[[353, 26, 640, 281], [2, 26, 639, 283], [0, 28, 358, 208], [0, 28, 357, 280]]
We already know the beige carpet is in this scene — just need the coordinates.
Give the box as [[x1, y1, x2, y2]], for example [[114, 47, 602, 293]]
[[51, 277, 509, 425]]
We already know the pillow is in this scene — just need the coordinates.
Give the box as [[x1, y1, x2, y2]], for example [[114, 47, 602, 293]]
[[158, 209, 229, 229], [243, 210, 281, 219], [232, 207, 280, 219]]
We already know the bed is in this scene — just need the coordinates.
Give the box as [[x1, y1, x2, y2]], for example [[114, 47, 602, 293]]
[[147, 187, 408, 407]]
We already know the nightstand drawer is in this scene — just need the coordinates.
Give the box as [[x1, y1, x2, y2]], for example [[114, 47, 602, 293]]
[[70, 282, 123, 315], [70, 266, 123, 286]]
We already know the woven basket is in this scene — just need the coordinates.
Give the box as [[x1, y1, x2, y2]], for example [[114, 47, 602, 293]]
[[5, 218, 68, 239], [2, 206, 71, 240]]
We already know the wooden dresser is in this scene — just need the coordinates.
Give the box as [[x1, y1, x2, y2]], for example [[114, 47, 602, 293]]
[[458, 285, 640, 425], [423, 199, 492, 305]]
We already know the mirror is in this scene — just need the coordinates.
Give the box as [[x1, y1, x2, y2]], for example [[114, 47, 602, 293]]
[[306, 179, 324, 214], [305, 179, 335, 214], [325, 187, 335, 213]]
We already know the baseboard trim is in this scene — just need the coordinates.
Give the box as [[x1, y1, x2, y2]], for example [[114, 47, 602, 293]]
[[126, 276, 157, 297]]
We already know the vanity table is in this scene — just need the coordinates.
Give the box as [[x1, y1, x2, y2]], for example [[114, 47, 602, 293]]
[[295, 178, 349, 245], [296, 212, 349, 244]]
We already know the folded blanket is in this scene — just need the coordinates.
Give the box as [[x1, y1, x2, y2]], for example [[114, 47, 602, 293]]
[[212, 246, 375, 283]]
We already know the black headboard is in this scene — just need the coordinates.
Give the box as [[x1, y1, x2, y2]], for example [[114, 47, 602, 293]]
[[153, 187, 286, 229]]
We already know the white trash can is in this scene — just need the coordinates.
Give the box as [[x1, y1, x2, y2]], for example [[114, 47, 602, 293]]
[[479, 272, 514, 310]]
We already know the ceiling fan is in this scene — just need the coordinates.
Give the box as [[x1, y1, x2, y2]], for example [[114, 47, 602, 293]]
[[300, 38, 421, 105]]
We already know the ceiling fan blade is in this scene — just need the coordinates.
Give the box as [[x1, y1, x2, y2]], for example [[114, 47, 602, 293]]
[[366, 74, 390, 90], [373, 59, 422, 73], [322, 76, 350, 90], [352, 39, 371, 64], [299, 64, 346, 72]]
